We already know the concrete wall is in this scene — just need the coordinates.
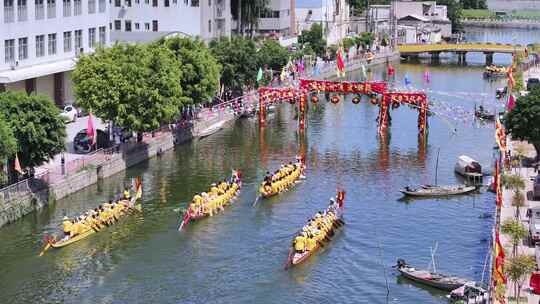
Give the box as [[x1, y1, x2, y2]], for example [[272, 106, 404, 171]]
[[0, 187, 50, 228], [36, 73, 54, 101], [5, 80, 25, 92]]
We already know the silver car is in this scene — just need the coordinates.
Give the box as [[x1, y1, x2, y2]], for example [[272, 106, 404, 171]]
[[528, 207, 540, 245]]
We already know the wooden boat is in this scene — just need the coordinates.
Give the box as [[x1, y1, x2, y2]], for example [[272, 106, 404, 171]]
[[48, 181, 143, 249], [259, 161, 305, 199], [474, 109, 495, 121], [454, 155, 483, 179], [285, 191, 346, 268], [448, 283, 488, 303], [395, 259, 471, 291], [178, 170, 241, 230], [198, 120, 225, 139], [400, 184, 477, 197], [483, 66, 507, 79]]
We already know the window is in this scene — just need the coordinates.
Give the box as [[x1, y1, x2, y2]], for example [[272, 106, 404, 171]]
[[98, 26, 106, 45], [98, 0, 105, 12], [73, 0, 81, 14], [48, 33, 56, 55], [4, 39, 15, 63], [74, 29, 82, 52], [63, 31, 72, 52], [125, 0, 131, 6], [35, 0, 44, 19], [145, 0, 148, 4], [134, 22, 139, 30], [88, 28, 96, 48], [191, 0, 198, 6], [46, 0, 55, 18], [114, 19, 121, 30], [207, 0, 210, 6], [88, 0, 95, 13], [17, 0, 27, 21], [152, 20, 158, 31], [18, 37, 28, 60], [164, 0, 168, 6], [4, 0, 14, 23], [208, 19, 211, 32], [35, 35, 45, 57], [151, 0, 157, 6], [124, 20, 131, 32], [144, 22, 149, 30], [114, 0, 120, 6], [135, 0, 139, 3], [62, 0, 70, 16], [172, 0, 176, 4]]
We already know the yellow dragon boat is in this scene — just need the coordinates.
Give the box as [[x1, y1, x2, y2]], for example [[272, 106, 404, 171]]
[[258, 160, 305, 199]]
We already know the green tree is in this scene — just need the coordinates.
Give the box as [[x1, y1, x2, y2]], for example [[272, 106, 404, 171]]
[[512, 190, 526, 219], [73, 43, 184, 134], [505, 254, 536, 304], [461, 0, 487, 9], [0, 91, 66, 169], [210, 37, 258, 94], [355, 32, 375, 49], [504, 87, 540, 160], [0, 116, 17, 161], [298, 23, 327, 57], [501, 218, 528, 257], [257, 39, 289, 72], [159, 36, 221, 105]]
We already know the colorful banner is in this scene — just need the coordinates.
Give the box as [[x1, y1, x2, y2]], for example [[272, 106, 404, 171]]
[[495, 161, 503, 208], [299, 79, 387, 95], [378, 96, 390, 136], [495, 118, 507, 153]]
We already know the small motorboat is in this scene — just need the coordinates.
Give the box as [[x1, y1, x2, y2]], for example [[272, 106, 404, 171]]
[[483, 65, 507, 79], [454, 155, 483, 179], [448, 282, 488, 303], [400, 184, 477, 197], [495, 87, 507, 99], [395, 259, 471, 291], [198, 120, 225, 139]]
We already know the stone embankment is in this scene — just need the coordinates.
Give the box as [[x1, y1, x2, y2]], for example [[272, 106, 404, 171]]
[[462, 19, 540, 30], [0, 111, 235, 228]]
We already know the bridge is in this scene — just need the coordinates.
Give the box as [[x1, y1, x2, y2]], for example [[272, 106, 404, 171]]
[[398, 43, 526, 64]]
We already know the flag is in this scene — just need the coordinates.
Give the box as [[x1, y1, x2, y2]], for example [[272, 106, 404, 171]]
[[336, 47, 345, 78], [14, 153, 23, 175], [525, 47, 529, 58], [360, 64, 367, 80], [493, 230, 507, 285], [387, 63, 395, 77], [135, 177, 143, 200], [495, 161, 503, 207], [495, 118, 507, 153], [507, 94, 516, 112], [280, 66, 287, 81], [423, 68, 430, 84], [337, 190, 346, 207], [256, 68, 263, 82], [507, 67, 515, 91], [87, 112, 96, 145]]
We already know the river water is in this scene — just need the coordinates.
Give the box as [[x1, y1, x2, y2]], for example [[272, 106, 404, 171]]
[[0, 28, 537, 304]]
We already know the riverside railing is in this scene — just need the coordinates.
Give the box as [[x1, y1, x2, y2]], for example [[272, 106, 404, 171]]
[[0, 170, 49, 204]]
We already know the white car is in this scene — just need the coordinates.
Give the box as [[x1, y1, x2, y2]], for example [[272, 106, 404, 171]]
[[59, 105, 78, 123]]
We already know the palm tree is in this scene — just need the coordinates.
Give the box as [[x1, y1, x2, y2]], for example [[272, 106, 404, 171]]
[[514, 144, 528, 173], [505, 254, 536, 304], [504, 174, 526, 192], [501, 218, 528, 257]]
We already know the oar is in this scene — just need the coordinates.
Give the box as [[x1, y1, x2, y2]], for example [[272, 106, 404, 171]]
[[38, 235, 52, 257], [284, 247, 294, 270], [252, 196, 261, 207]]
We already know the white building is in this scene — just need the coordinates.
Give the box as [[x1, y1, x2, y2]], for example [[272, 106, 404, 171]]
[[296, 0, 350, 46], [0, 0, 110, 105], [256, 0, 294, 36], [110, 0, 232, 43]]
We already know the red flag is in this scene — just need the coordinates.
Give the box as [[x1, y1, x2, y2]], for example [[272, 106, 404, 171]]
[[494, 230, 507, 284], [495, 161, 503, 207], [336, 48, 345, 78], [507, 94, 516, 111], [14, 153, 23, 175], [337, 190, 346, 207], [178, 208, 192, 231], [387, 63, 395, 76], [87, 113, 96, 145], [507, 67, 515, 91]]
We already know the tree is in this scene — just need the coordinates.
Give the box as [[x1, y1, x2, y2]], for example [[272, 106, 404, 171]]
[[461, 0, 487, 9], [505, 254, 536, 304], [257, 39, 289, 72], [355, 32, 375, 49], [501, 218, 528, 257], [512, 190, 526, 219], [230, 0, 269, 37], [504, 87, 540, 160], [210, 37, 259, 95], [436, 0, 463, 33], [0, 117, 17, 186], [158, 36, 221, 105], [73, 43, 184, 134], [0, 91, 66, 169], [298, 23, 327, 57]]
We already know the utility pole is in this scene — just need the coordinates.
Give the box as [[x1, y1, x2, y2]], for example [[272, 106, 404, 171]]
[[389, 0, 397, 48]]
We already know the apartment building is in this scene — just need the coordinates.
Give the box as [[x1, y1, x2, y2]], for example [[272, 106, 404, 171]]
[[257, 0, 294, 36], [296, 0, 350, 45], [109, 0, 232, 43], [0, 0, 110, 106]]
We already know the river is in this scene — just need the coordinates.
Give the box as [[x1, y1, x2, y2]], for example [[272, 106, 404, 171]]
[[0, 28, 535, 304]]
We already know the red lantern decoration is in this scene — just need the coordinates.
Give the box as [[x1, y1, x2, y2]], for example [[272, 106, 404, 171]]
[[352, 96, 361, 104], [370, 97, 378, 105], [392, 101, 400, 109], [331, 95, 340, 104], [311, 95, 319, 104]]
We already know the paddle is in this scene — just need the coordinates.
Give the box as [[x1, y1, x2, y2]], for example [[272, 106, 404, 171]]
[[284, 247, 294, 270], [38, 234, 53, 257], [252, 196, 261, 207]]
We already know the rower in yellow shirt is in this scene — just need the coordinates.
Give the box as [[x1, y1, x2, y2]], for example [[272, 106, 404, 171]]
[[306, 237, 317, 251], [62, 217, 73, 237], [294, 234, 306, 253], [123, 187, 131, 200]]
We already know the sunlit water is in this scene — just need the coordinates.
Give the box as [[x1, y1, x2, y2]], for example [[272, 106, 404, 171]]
[[0, 28, 532, 303]]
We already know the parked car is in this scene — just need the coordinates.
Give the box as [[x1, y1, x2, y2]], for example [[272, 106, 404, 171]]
[[527, 78, 540, 91], [528, 207, 540, 244], [59, 105, 78, 123], [534, 175, 540, 200]]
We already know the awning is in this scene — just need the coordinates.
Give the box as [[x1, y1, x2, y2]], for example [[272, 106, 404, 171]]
[[0, 59, 76, 84]]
